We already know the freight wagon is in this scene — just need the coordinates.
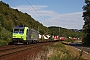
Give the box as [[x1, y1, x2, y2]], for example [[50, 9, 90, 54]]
[[53, 36, 66, 41], [12, 26, 39, 44]]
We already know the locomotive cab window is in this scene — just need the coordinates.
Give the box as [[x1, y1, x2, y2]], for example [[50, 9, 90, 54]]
[[19, 29, 24, 34], [14, 29, 24, 34], [14, 29, 19, 33]]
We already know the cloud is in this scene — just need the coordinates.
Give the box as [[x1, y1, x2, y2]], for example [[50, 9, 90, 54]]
[[12, 5, 84, 29], [12, 5, 57, 17], [45, 12, 84, 29]]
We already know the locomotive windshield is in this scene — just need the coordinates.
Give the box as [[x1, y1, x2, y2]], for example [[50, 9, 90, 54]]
[[14, 29, 24, 34], [19, 29, 24, 34], [14, 29, 19, 33]]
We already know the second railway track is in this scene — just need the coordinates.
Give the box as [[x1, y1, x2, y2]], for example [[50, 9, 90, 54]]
[[0, 42, 54, 59]]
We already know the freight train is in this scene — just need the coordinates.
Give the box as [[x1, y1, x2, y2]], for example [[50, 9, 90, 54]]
[[11, 26, 66, 45], [12, 26, 39, 44]]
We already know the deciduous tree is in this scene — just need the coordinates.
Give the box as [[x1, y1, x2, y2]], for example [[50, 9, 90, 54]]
[[82, 0, 90, 46]]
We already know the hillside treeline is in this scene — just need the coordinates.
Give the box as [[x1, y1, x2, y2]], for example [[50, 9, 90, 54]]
[[48, 26, 84, 38], [0, 1, 49, 32]]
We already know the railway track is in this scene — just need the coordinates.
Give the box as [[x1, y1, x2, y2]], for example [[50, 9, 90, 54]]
[[62, 41, 90, 55], [0, 42, 54, 59], [0, 45, 28, 51], [0, 45, 31, 57]]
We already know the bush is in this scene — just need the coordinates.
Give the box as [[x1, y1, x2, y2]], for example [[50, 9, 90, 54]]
[[65, 38, 74, 42], [0, 40, 8, 46], [0, 26, 12, 46]]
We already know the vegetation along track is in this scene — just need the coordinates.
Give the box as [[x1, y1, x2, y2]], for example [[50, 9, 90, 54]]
[[0, 42, 54, 59]]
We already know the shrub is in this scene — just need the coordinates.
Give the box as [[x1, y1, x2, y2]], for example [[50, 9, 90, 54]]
[[0, 40, 8, 46], [65, 38, 74, 42], [0, 26, 12, 46]]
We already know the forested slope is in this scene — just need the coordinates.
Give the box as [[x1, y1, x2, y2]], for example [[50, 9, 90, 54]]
[[0, 1, 48, 31], [48, 26, 84, 38]]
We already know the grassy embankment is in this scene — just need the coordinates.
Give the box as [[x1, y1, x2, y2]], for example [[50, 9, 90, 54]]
[[34, 42, 88, 60]]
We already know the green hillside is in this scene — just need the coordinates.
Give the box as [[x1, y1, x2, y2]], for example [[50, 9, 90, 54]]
[[0, 1, 49, 31], [0, 1, 49, 46]]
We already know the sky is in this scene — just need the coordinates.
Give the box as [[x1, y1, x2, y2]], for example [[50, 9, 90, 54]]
[[1, 0, 85, 29]]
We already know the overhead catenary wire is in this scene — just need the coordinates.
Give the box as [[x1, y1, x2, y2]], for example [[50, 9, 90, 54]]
[[26, 0, 49, 26], [2, 0, 49, 27], [25, 0, 42, 19], [31, 0, 49, 26]]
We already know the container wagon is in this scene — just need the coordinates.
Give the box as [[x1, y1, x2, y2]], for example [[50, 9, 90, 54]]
[[12, 26, 39, 44]]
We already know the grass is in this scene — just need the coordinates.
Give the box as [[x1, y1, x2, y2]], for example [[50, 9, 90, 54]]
[[34, 42, 84, 60], [47, 42, 75, 60]]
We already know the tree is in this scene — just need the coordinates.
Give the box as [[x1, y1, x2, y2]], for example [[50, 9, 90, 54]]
[[82, 0, 90, 46]]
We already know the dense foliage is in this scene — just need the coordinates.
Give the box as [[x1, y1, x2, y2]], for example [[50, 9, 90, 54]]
[[82, 0, 90, 46], [0, 25, 11, 46], [48, 26, 84, 38], [0, 1, 49, 33]]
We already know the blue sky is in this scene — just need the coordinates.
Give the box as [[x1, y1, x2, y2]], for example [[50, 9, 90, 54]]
[[1, 0, 85, 29]]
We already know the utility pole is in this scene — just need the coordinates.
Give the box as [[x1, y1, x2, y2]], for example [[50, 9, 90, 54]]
[[59, 27, 60, 37], [38, 26, 39, 33]]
